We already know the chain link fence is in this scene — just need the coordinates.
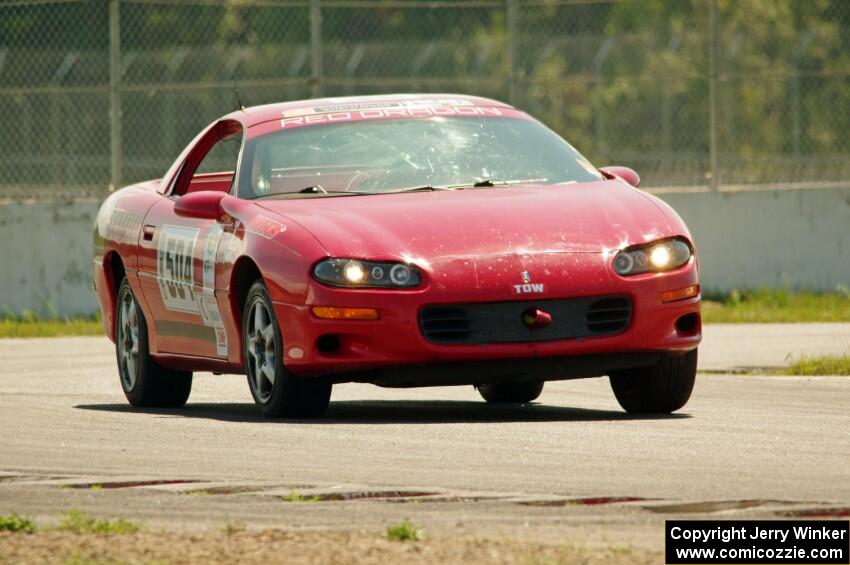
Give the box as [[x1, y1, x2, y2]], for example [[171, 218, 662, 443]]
[[1, 0, 849, 201]]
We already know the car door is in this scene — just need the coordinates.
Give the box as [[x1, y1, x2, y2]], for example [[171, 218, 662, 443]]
[[136, 121, 243, 359]]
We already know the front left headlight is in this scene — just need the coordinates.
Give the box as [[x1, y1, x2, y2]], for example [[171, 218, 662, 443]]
[[312, 258, 421, 288], [612, 237, 692, 276]]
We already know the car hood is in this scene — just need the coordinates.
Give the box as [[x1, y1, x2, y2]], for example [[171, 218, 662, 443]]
[[256, 180, 679, 262]]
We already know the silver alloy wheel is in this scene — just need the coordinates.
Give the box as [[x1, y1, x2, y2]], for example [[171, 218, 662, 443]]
[[246, 298, 277, 403], [117, 290, 140, 391]]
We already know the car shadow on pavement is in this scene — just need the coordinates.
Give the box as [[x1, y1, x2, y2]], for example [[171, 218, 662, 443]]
[[75, 400, 690, 424]]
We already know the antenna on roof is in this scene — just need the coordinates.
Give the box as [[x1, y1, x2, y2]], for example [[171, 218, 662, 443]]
[[232, 77, 245, 111]]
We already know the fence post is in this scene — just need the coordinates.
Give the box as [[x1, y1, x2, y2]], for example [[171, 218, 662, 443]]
[[310, 0, 323, 98], [708, 0, 719, 191], [109, 0, 122, 191], [506, 0, 518, 104]]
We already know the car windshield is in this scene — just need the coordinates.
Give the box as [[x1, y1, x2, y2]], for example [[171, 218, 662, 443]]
[[238, 116, 602, 199]]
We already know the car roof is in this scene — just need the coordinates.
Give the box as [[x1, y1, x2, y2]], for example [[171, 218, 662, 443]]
[[223, 93, 515, 128]]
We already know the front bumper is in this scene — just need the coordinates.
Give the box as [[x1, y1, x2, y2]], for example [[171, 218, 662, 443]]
[[273, 258, 701, 381]]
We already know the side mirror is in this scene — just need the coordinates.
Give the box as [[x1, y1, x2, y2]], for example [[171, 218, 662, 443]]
[[174, 191, 230, 221], [599, 166, 640, 188]]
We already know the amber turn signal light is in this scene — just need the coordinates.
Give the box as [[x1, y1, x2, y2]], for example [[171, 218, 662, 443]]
[[661, 284, 700, 303], [311, 306, 380, 320]]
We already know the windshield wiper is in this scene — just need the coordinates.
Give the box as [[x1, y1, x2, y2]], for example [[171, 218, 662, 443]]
[[386, 179, 532, 193], [446, 178, 549, 189], [470, 178, 508, 188], [252, 186, 367, 199], [387, 184, 458, 193], [298, 185, 368, 195], [299, 184, 329, 195]]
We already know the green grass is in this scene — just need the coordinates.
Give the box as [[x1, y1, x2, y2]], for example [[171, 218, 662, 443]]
[[280, 492, 321, 503], [702, 354, 850, 376], [56, 510, 141, 534], [0, 514, 35, 533], [0, 312, 102, 338], [221, 521, 246, 535], [701, 289, 850, 323], [386, 521, 423, 542], [785, 354, 850, 376]]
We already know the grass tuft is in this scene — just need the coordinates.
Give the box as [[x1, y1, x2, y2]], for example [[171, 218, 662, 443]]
[[0, 514, 35, 533], [386, 521, 423, 542], [0, 313, 102, 338], [221, 521, 246, 536], [701, 289, 850, 323], [785, 354, 850, 376], [280, 492, 321, 503], [57, 510, 141, 534]]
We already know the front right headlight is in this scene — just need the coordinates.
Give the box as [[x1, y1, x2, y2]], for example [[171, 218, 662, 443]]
[[612, 237, 692, 276]]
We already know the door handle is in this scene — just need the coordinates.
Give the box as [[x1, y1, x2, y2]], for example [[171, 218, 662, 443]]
[[143, 225, 156, 241]]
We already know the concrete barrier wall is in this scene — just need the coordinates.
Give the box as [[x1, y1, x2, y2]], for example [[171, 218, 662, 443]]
[[661, 187, 850, 293], [0, 200, 100, 316], [1, 187, 848, 316]]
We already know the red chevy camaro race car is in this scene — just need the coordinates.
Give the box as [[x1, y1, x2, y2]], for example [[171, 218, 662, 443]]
[[94, 94, 701, 418]]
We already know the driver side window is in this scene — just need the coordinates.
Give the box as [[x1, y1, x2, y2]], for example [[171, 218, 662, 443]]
[[186, 134, 242, 194], [170, 121, 243, 196], [196, 135, 242, 176]]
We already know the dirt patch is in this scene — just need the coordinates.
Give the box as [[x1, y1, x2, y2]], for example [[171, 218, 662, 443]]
[[285, 490, 441, 502], [781, 507, 850, 518], [385, 495, 502, 504], [65, 479, 199, 490], [0, 530, 660, 565], [187, 485, 313, 496], [645, 500, 790, 514], [521, 496, 647, 507]]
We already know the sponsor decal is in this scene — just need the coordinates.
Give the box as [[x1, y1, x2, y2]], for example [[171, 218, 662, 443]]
[[247, 215, 286, 239], [200, 224, 227, 356], [281, 98, 475, 118], [202, 224, 222, 291], [106, 209, 143, 244], [280, 105, 504, 129], [157, 225, 200, 313], [514, 270, 545, 294], [96, 192, 120, 239]]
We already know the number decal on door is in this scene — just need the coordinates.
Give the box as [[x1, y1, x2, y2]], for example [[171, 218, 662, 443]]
[[156, 224, 229, 357], [157, 225, 201, 313]]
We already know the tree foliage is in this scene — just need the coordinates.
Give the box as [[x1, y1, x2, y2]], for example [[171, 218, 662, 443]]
[[0, 0, 848, 189]]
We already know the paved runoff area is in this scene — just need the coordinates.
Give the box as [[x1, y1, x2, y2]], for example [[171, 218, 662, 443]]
[[0, 324, 848, 561]]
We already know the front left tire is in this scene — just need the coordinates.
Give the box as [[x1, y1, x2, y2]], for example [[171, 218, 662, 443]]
[[243, 280, 332, 418], [115, 277, 192, 407], [608, 349, 697, 414]]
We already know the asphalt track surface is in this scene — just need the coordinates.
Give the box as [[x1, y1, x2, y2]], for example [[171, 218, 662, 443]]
[[0, 323, 848, 547]]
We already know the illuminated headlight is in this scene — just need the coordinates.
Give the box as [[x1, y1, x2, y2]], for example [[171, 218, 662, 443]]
[[613, 238, 692, 276], [313, 258, 421, 288], [343, 261, 366, 283]]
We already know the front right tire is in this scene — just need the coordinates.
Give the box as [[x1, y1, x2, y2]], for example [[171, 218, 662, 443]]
[[608, 349, 697, 414], [243, 280, 331, 418]]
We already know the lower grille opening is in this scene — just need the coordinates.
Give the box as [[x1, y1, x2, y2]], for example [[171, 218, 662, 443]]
[[418, 307, 473, 342], [420, 295, 632, 345], [585, 297, 632, 334]]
